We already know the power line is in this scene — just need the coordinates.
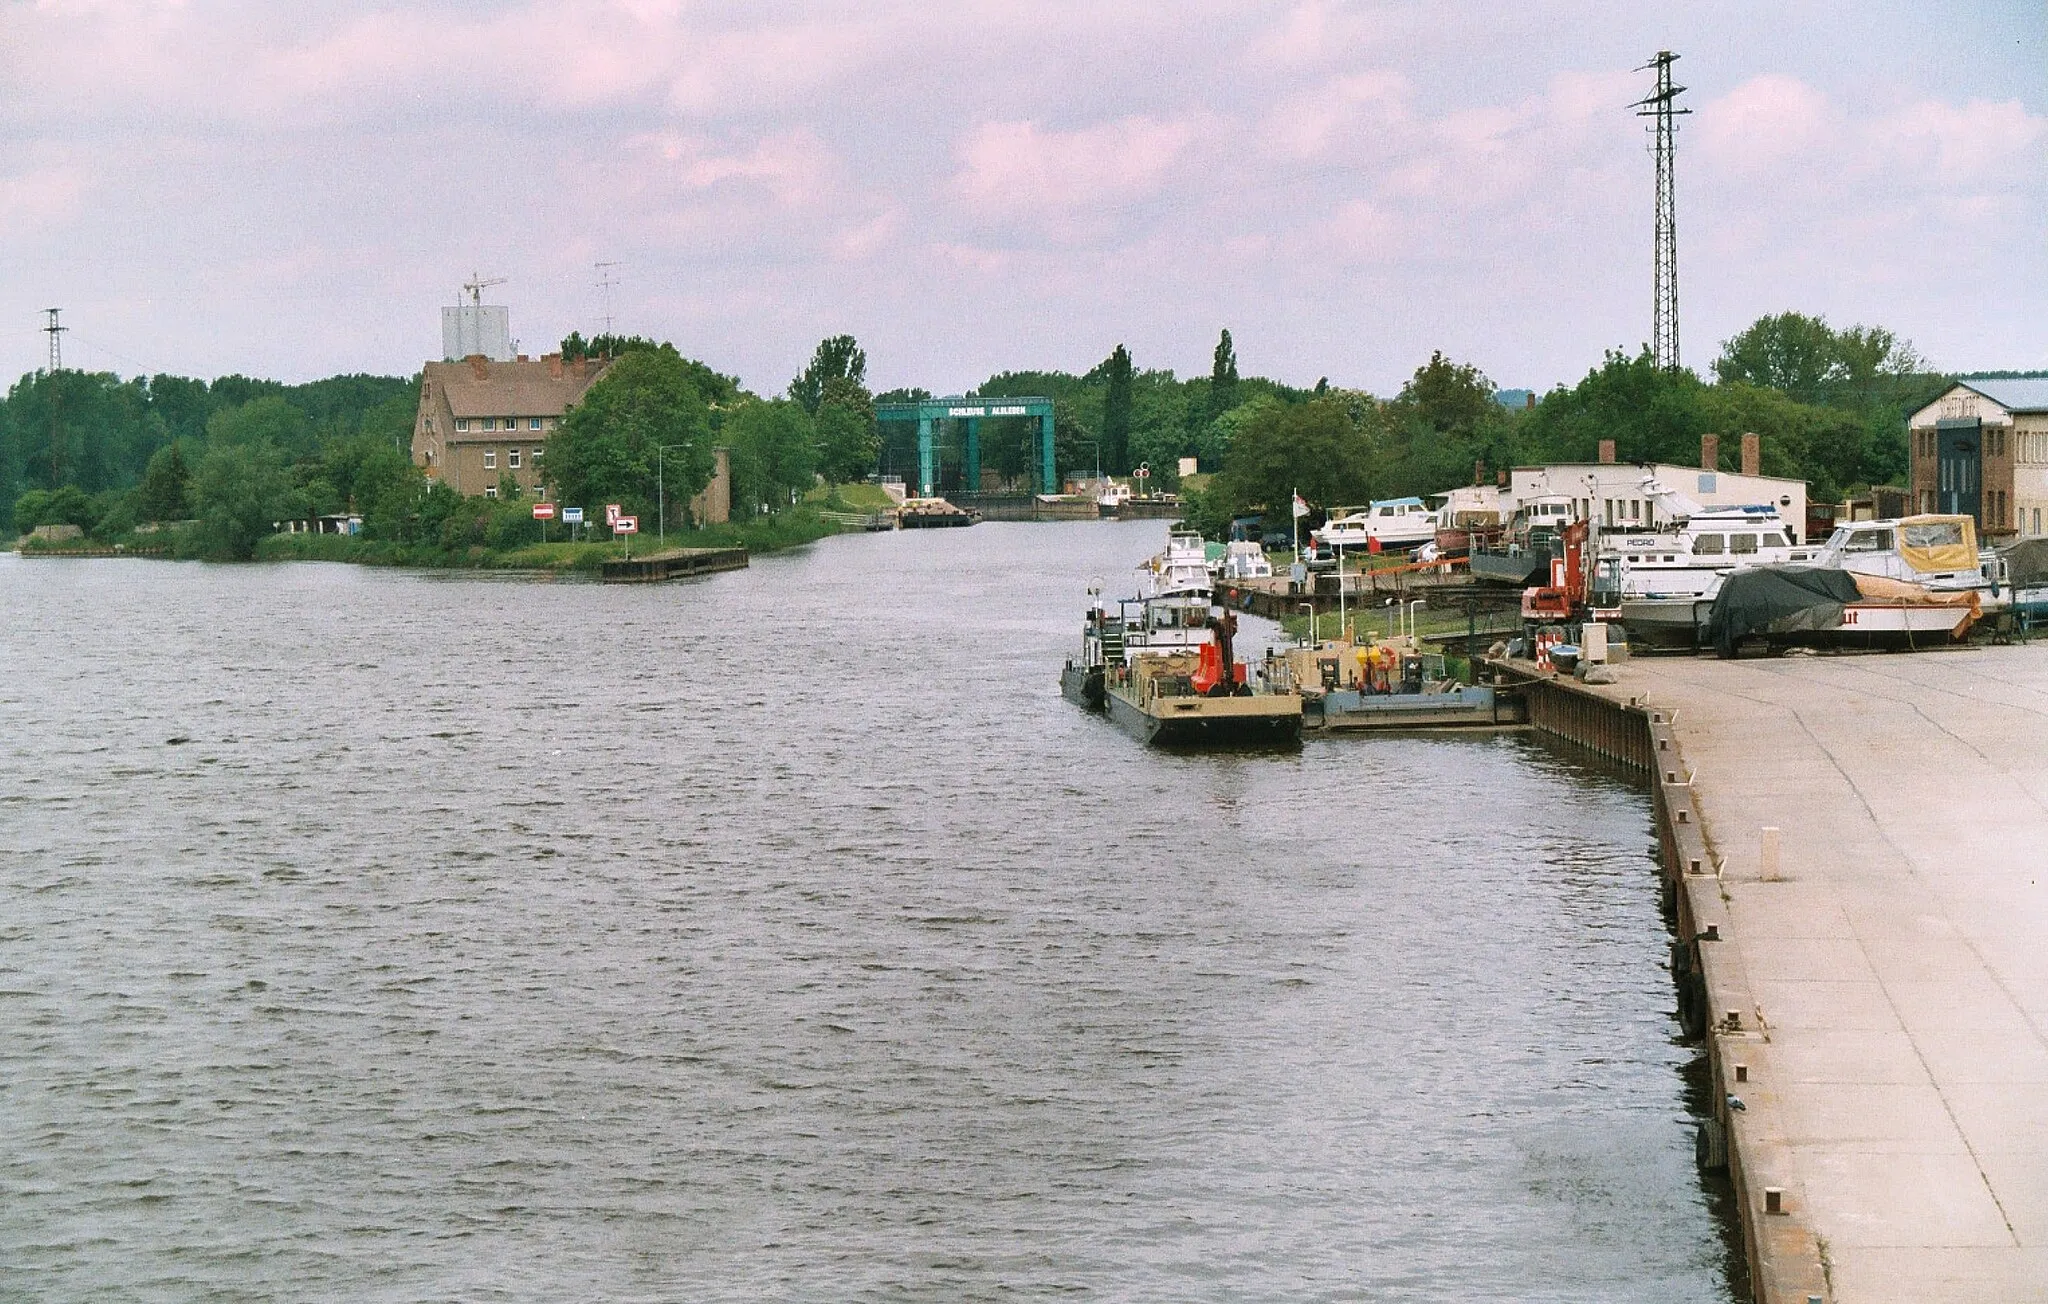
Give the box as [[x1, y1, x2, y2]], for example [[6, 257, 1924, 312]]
[[1634, 51, 1689, 371]]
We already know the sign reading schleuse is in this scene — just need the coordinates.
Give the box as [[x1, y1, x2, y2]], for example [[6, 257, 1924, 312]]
[[562, 507, 585, 525]]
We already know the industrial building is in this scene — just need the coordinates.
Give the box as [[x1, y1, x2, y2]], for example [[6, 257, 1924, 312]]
[[1509, 433, 1809, 541], [1907, 378, 2048, 541]]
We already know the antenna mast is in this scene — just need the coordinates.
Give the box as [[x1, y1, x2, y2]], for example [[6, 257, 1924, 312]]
[[1634, 52, 1689, 371], [595, 261, 623, 336], [43, 308, 66, 373]]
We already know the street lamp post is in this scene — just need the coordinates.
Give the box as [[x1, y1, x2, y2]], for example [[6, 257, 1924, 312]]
[[657, 442, 692, 550]]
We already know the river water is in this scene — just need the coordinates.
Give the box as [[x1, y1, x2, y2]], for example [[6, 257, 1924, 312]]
[[0, 523, 1736, 1302]]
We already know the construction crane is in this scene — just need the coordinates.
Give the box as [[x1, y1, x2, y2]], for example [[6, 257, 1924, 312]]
[[461, 272, 506, 307]]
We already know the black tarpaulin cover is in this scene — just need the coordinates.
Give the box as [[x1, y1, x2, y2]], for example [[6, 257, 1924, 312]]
[[1706, 565, 1865, 657], [2001, 537, 2048, 588]]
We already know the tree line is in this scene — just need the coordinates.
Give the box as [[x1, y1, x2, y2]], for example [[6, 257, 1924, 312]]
[[1, 310, 1993, 558]]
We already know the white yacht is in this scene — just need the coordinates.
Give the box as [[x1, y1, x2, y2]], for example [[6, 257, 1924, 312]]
[[1592, 478, 1819, 647], [1815, 515, 2001, 600], [1317, 497, 1437, 549]]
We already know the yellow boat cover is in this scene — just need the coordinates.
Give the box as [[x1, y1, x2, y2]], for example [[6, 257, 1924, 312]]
[[1898, 515, 1978, 573]]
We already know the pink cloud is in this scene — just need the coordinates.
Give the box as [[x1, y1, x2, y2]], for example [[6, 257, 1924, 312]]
[[1699, 75, 1839, 173], [953, 116, 1199, 211], [1872, 97, 2046, 184]]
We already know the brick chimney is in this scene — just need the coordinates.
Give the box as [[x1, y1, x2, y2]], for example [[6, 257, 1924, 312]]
[[545, 352, 563, 380], [1701, 432, 1720, 471], [1525, 392, 1536, 410], [1597, 439, 1616, 464], [1496, 469, 1509, 488], [1741, 432, 1761, 476], [1473, 458, 1486, 486]]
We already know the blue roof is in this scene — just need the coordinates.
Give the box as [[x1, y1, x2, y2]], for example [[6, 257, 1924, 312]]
[[1372, 496, 1426, 507], [1957, 378, 2048, 413]]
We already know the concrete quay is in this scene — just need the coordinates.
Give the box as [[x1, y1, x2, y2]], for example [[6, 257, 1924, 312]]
[[1603, 647, 2048, 1303]]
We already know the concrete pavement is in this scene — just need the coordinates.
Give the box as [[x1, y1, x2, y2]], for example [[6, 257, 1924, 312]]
[[1614, 646, 2048, 1302]]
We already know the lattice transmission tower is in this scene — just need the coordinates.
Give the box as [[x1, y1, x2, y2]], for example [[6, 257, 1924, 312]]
[[43, 307, 66, 372], [1634, 52, 1689, 371]]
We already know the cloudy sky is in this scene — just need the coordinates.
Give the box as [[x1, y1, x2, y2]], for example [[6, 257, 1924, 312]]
[[2, 1, 2042, 397]]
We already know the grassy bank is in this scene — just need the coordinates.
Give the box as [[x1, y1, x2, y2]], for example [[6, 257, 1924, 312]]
[[250, 506, 843, 571]]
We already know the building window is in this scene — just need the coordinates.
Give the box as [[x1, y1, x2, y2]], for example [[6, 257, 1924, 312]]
[[484, 485, 498, 499], [484, 450, 496, 469], [456, 418, 469, 432], [534, 485, 545, 502], [508, 449, 521, 469], [532, 447, 544, 462], [530, 416, 542, 430]]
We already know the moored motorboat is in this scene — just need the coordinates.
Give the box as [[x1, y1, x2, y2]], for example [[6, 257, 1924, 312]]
[[1705, 564, 1981, 657], [1591, 480, 1821, 649]]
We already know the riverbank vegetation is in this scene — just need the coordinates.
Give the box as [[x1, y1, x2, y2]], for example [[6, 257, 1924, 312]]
[[1, 331, 879, 563], [6, 311, 2035, 564]]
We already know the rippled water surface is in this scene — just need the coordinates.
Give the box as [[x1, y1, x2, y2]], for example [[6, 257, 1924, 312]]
[[1, 525, 1733, 1302]]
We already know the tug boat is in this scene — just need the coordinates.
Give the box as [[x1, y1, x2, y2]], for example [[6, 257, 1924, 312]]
[[1063, 530, 1302, 747]]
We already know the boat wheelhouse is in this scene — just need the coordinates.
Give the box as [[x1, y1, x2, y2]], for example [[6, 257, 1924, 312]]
[[1471, 494, 1574, 585], [1815, 515, 2000, 599]]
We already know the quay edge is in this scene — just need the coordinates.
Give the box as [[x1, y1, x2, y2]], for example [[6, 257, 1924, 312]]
[[599, 547, 749, 583], [1491, 658, 1830, 1304]]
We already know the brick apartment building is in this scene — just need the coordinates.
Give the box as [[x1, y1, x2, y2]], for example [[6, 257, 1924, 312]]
[[411, 353, 610, 498]]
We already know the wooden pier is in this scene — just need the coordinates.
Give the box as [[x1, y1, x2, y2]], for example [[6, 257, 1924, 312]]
[[598, 546, 748, 584]]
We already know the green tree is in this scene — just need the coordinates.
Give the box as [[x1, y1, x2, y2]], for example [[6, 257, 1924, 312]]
[[1208, 329, 1239, 419], [548, 346, 715, 525], [191, 441, 288, 559], [724, 398, 817, 514], [207, 396, 313, 457], [134, 441, 193, 521], [1521, 349, 1707, 466], [1101, 344, 1133, 473], [815, 376, 879, 483], [13, 485, 96, 534], [789, 335, 867, 415], [1712, 312, 1926, 409], [1397, 351, 1496, 434], [1209, 397, 1375, 520]]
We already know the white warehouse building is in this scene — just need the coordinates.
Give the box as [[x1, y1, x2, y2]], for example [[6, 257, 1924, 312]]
[[1508, 437, 1808, 542]]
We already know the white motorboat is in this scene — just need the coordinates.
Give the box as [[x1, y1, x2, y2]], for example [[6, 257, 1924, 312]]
[[1317, 497, 1437, 550], [1217, 540, 1273, 581], [1814, 514, 2005, 608], [1592, 478, 1820, 648]]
